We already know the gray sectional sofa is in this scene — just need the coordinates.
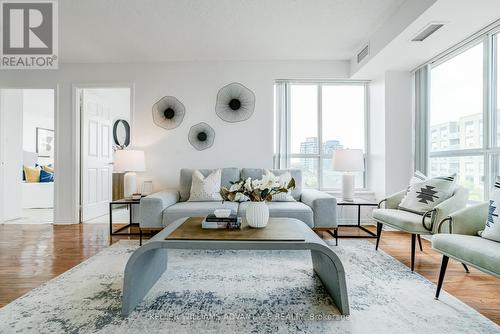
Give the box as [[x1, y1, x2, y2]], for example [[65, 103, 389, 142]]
[[139, 168, 337, 231]]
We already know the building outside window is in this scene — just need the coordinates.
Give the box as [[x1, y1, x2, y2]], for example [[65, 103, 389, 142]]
[[274, 81, 368, 190], [420, 28, 500, 201]]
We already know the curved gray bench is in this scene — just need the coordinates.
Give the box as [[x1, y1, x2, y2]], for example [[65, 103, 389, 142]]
[[122, 217, 349, 316]]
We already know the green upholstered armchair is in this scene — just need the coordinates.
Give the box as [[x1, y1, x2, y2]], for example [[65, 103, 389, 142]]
[[432, 202, 500, 299], [372, 186, 469, 271]]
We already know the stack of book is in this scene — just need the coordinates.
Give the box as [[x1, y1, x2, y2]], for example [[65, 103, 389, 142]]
[[202, 213, 241, 229]]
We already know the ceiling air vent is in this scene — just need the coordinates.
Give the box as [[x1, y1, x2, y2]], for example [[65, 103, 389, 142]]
[[411, 23, 444, 42], [357, 45, 369, 64]]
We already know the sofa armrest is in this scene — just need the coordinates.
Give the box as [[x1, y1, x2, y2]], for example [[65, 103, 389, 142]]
[[437, 201, 489, 235], [140, 189, 179, 228], [379, 190, 407, 209], [429, 186, 469, 233], [300, 189, 337, 228]]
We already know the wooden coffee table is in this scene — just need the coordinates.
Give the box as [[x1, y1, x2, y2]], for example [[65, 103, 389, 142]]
[[121, 217, 350, 316]]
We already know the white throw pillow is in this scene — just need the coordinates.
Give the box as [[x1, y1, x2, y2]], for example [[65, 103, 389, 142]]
[[409, 170, 428, 185], [482, 177, 500, 242], [267, 170, 295, 202], [399, 174, 457, 214], [188, 169, 223, 202]]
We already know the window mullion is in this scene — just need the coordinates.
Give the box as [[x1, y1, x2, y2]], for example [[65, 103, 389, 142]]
[[318, 84, 323, 190]]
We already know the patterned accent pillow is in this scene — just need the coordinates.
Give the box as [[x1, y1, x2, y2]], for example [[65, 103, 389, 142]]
[[482, 177, 500, 242], [398, 174, 457, 214], [409, 170, 428, 185], [40, 169, 54, 183], [266, 170, 295, 202], [188, 169, 223, 202]]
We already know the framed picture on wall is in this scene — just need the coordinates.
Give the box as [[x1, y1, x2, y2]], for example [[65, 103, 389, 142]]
[[36, 127, 55, 158]]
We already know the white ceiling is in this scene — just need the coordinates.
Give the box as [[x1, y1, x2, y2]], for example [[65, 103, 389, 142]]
[[351, 0, 500, 78], [59, 0, 405, 63]]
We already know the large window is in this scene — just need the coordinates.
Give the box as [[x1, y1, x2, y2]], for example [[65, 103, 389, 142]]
[[275, 82, 367, 190], [422, 27, 500, 201]]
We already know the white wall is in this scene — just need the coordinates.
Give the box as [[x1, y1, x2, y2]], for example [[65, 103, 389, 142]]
[[368, 71, 413, 199], [0, 60, 349, 223], [384, 71, 413, 195], [0, 90, 23, 221], [368, 75, 386, 200], [22, 89, 55, 166]]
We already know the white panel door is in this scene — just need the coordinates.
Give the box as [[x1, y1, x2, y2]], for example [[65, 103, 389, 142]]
[[81, 90, 112, 222]]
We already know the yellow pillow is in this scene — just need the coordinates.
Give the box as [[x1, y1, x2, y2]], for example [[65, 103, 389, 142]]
[[24, 166, 41, 183], [42, 165, 54, 173]]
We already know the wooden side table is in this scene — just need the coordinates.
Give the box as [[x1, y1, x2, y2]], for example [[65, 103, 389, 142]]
[[336, 198, 378, 239], [109, 198, 141, 236]]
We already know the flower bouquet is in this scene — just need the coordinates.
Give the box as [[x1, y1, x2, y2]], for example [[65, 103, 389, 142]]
[[220, 171, 295, 227]]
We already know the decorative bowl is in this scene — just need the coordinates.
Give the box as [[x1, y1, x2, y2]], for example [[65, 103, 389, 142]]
[[214, 209, 231, 218]]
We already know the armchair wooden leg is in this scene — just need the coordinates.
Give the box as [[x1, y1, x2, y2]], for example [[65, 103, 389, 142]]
[[375, 222, 383, 250], [462, 263, 470, 273], [411, 234, 416, 272], [435, 255, 449, 299], [417, 234, 423, 251]]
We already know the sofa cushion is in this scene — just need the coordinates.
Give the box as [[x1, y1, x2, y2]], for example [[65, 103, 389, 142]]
[[188, 169, 223, 202], [179, 168, 240, 202], [240, 168, 302, 201], [372, 208, 431, 234], [162, 201, 239, 227], [237, 201, 313, 227], [432, 234, 500, 278]]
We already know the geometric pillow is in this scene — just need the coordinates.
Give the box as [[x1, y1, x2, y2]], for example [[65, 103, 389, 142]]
[[398, 173, 457, 215], [40, 169, 54, 183], [188, 169, 223, 202], [482, 177, 500, 242]]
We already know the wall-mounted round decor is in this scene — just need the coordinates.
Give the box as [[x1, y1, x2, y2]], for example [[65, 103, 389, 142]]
[[188, 122, 215, 151], [152, 96, 186, 130], [215, 82, 255, 123], [112, 119, 130, 148]]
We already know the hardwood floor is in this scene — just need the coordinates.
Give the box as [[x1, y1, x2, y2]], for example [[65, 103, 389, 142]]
[[0, 223, 499, 325]]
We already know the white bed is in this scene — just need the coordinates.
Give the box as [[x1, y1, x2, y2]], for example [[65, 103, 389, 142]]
[[22, 182, 54, 209], [22, 151, 54, 209]]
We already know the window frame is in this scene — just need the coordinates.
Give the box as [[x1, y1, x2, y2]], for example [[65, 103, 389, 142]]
[[421, 24, 500, 200], [277, 80, 370, 191]]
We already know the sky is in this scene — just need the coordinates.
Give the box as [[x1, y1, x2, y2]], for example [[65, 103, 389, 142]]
[[430, 42, 484, 126], [289, 84, 365, 154]]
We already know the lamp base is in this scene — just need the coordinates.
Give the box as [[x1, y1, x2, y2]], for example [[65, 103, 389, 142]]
[[124, 172, 137, 199], [341, 173, 355, 202]]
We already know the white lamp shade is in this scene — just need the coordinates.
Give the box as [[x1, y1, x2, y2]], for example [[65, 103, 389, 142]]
[[333, 149, 364, 172], [113, 150, 146, 172]]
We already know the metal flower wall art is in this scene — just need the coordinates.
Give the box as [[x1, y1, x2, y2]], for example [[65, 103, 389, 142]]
[[215, 82, 255, 122], [188, 122, 215, 151], [152, 96, 186, 130]]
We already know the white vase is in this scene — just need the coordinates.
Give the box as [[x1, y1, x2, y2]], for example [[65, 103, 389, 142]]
[[246, 201, 269, 228]]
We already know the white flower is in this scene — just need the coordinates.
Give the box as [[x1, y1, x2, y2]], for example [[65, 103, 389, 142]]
[[252, 179, 261, 189], [229, 183, 241, 192], [244, 178, 253, 191], [260, 171, 279, 190], [234, 192, 246, 201]]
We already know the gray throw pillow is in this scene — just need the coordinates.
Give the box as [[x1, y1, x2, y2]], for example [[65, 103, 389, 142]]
[[482, 177, 500, 242], [398, 174, 457, 214]]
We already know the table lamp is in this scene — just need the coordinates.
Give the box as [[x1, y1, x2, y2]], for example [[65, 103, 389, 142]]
[[333, 149, 364, 202], [113, 149, 146, 199]]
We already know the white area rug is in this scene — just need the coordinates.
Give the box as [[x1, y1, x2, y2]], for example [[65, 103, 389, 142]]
[[0, 240, 498, 334]]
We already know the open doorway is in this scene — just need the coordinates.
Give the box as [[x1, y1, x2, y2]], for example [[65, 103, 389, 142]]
[[78, 87, 132, 224], [0, 89, 56, 224]]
